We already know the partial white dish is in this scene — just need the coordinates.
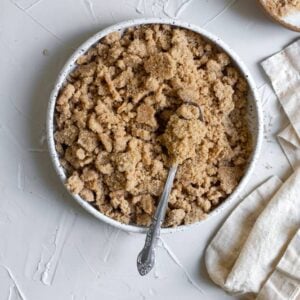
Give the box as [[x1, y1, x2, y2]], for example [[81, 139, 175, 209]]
[[259, 0, 300, 32], [47, 18, 263, 234]]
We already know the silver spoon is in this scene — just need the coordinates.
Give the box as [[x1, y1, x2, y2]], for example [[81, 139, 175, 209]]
[[137, 164, 178, 276]]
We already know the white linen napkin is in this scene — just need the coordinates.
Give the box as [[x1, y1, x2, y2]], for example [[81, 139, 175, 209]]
[[257, 229, 300, 300], [224, 167, 300, 295], [256, 38, 300, 300], [205, 176, 282, 289], [262, 39, 300, 170], [206, 168, 300, 297]]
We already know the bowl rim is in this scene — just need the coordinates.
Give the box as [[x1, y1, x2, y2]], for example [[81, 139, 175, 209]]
[[47, 17, 263, 234]]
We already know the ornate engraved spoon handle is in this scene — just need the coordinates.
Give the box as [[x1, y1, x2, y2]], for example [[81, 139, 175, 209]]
[[137, 165, 178, 276]]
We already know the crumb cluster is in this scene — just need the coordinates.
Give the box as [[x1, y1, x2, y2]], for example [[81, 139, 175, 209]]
[[160, 106, 206, 165], [54, 24, 252, 227], [264, 0, 300, 16]]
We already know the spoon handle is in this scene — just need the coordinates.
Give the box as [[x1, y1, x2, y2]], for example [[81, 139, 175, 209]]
[[137, 165, 178, 276]]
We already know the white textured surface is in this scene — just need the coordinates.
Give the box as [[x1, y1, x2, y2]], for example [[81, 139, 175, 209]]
[[0, 0, 298, 299]]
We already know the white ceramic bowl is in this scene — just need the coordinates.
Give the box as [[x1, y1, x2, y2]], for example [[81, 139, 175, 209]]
[[47, 18, 263, 234]]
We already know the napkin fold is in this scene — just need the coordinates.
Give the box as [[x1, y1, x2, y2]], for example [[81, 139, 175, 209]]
[[257, 229, 300, 300], [278, 125, 300, 169]]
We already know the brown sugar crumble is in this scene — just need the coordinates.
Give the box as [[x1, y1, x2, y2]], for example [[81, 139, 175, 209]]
[[264, 0, 300, 17], [54, 24, 252, 227], [160, 108, 207, 165]]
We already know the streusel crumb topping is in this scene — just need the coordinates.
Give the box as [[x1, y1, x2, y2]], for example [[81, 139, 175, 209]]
[[55, 25, 252, 227]]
